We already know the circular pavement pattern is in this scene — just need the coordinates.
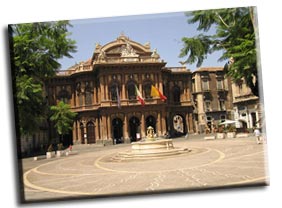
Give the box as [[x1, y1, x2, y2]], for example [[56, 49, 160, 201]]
[[22, 137, 269, 202]]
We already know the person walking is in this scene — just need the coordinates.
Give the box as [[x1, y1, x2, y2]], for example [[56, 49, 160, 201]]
[[254, 128, 262, 144]]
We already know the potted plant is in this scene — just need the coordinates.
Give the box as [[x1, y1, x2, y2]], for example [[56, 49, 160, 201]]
[[216, 125, 225, 139], [56, 143, 64, 157], [226, 125, 236, 138], [46, 144, 54, 159]]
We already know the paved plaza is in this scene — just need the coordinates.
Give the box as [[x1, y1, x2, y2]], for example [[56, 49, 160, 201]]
[[21, 135, 269, 202]]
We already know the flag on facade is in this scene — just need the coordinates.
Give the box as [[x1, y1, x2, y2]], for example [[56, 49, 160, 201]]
[[150, 85, 167, 101], [116, 86, 121, 109], [135, 85, 145, 106]]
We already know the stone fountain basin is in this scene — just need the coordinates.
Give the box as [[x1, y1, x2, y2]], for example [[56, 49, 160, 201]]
[[131, 139, 174, 153], [112, 139, 189, 161]]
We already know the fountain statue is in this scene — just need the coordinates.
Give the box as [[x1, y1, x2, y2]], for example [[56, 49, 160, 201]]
[[146, 126, 155, 141], [112, 126, 189, 161]]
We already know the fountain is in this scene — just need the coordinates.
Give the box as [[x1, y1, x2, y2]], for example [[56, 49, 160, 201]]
[[113, 126, 189, 161]]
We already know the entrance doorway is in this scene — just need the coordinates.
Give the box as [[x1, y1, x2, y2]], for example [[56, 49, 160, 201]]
[[129, 116, 140, 142], [251, 112, 257, 127], [80, 123, 85, 144], [146, 115, 156, 133], [86, 121, 96, 144], [112, 118, 123, 144]]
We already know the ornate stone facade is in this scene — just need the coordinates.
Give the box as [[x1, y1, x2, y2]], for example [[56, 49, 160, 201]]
[[47, 35, 262, 146], [47, 35, 194, 145]]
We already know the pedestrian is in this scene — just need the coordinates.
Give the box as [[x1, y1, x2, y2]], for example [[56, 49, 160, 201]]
[[254, 128, 261, 144]]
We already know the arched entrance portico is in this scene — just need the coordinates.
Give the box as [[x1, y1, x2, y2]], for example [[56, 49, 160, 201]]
[[86, 121, 96, 144], [146, 115, 156, 133], [112, 118, 123, 144], [129, 116, 140, 142]]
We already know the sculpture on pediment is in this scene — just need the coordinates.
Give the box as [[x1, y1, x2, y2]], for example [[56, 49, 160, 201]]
[[144, 42, 151, 49], [95, 43, 101, 50], [97, 49, 107, 62], [151, 48, 160, 60], [121, 41, 139, 58]]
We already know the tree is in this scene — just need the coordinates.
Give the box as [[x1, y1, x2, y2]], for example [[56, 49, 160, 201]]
[[179, 7, 260, 96], [50, 101, 77, 142], [9, 21, 76, 136]]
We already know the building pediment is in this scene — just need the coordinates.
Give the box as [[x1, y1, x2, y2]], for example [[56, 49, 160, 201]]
[[92, 34, 161, 64]]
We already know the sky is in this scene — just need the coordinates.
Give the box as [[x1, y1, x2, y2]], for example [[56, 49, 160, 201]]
[[58, 11, 224, 71]]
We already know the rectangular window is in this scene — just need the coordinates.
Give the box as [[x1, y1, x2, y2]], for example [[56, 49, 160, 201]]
[[205, 101, 211, 112], [219, 100, 226, 111], [202, 79, 209, 91], [220, 115, 226, 123], [217, 79, 224, 90]]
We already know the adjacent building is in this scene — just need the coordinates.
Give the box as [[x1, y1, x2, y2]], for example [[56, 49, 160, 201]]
[[192, 67, 234, 134], [231, 78, 261, 130]]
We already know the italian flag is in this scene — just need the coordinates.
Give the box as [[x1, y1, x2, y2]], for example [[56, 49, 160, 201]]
[[151, 85, 167, 101], [135, 85, 145, 106]]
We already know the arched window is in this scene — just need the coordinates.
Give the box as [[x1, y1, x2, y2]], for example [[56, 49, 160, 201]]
[[143, 81, 152, 99], [78, 93, 83, 106], [146, 115, 156, 132], [173, 85, 181, 103], [127, 81, 136, 100], [109, 83, 119, 101], [76, 82, 83, 106], [80, 123, 85, 144], [58, 86, 70, 104]]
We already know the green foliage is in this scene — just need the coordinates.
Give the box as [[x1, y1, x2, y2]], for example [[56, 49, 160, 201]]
[[180, 7, 259, 96], [9, 21, 76, 136], [50, 101, 77, 136], [16, 75, 46, 135], [10, 21, 76, 78]]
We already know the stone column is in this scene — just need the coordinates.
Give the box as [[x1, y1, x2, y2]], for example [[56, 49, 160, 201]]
[[72, 121, 77, 144], [122, 83, 126, 100], [157, 112, 161, 136], [107, 115, 112, 140], [71, 86, 75, 107], [93, 84, 97, 104], [105, 76, 109, 101], [185, 113, 190, 133], [77, 122, 81, 144], [161, 111, 166, 134], [97, 86, 101, 104], [139, 82, 142, 97], [95, 117, 99, 141], [100, 77, 105, 101], [102, 116, 107, 140], [141, 113, 145, 138], [123, 114, 129, 141], [99, 117, 104, 140]]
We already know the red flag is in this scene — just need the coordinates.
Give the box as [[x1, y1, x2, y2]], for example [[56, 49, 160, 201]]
[[135, 85, 145, 106], [116, 86, 121, 109], [151, 85, 167, 101]]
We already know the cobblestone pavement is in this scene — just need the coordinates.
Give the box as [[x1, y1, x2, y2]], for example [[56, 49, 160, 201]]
[[21, 135, 269, 202]]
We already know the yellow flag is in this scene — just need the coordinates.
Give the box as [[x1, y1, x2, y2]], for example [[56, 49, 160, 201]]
[[151, 85, 159, 97]]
